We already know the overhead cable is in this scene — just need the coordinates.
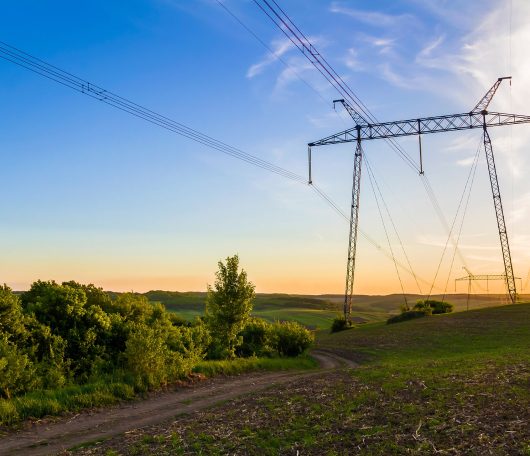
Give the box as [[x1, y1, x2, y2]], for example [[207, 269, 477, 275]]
[[0, 41, 306, 184]]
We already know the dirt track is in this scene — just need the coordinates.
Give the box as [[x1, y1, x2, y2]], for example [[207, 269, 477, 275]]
[[0, 350, 356, 456]]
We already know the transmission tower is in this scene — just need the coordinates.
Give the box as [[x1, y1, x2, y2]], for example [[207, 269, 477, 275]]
[[455, 267, 522, 310], [308, 78, 529, 319]]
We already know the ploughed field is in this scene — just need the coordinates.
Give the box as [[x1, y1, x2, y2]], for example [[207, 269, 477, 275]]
[[72, 302, 530, 455]]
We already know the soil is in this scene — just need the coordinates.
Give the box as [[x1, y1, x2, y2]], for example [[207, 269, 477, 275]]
[[0, 350, 356, 456]]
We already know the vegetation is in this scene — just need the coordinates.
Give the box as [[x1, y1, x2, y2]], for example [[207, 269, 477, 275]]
[[205, 255, 255, 359], [89, 304, 529, 454], [415, 299, 453, 314], [330, 314, 353, 332], [145, 292, 514, 329], [387, 298, 453, 324], [0, 255, 314, 426], [387, 309, 429, 324], [0, 281, 212, 425], [193, 354, 317, 377]]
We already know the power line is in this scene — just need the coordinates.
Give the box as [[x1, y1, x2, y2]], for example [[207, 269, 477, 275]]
[[311, 184, 443, 292], [441, 140, 481, 300], [1, 39, 431, 286], [364, 155, 423, 295], [215, 0, 343, 120], [0, 40, 307, 185], [253, 0, 420, 173], [364, 155, 409, 306], [2, 36, 464, 297], [254, 0, 471, 276], [426, 135, 483, 300]]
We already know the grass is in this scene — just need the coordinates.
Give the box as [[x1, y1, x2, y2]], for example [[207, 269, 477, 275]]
[[0, 355, 316, 428], [144, 290, 529, 329], [0, 378, 137, 427], [193, 354, 317, 377], [88, 303, 530, 455]]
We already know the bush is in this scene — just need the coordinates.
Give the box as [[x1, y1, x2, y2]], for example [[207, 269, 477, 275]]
[[412, 300, 433, 315], [124, 321, 209, 389], [272, 321, 314, 357], [331, 315, 353, 333], [414, 299, 453, 315], [387, 310, 428, 324], [237, 318, 275, 358], [431, 300, 453, 314], [0, 337, 37, 398]]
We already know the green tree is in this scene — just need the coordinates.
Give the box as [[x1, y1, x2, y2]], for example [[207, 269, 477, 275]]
[[21, 281, 111, 377], [0, 336, 36, 398], [205, 255, 255, 359], [0, 285, 25, 341]]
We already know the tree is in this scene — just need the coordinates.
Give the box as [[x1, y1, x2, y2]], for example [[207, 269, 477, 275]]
[[205, 255, 255, 359], [0, 284, 25, 341], [21, 280, 111, 377]]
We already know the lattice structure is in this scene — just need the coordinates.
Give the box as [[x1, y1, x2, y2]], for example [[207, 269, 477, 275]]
[[344, 135, 362, 317], [309, 112, 530, 146], [309, 79, 529, 318], [482, 126, 517, 303]]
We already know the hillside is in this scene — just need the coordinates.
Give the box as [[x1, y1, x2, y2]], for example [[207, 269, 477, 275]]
[[144, 290, 529, 329], [70, 303, 530, 455]]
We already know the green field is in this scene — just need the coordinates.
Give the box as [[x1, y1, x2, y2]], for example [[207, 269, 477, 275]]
[[144, 290, 529, 329], [98, 302, 530, 454]]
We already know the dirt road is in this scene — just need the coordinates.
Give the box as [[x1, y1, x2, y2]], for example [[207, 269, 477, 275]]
[[0, 350, 356, 456]]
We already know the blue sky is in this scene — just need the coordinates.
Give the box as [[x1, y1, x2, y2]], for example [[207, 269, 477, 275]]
[[1, 0, 529, 294]]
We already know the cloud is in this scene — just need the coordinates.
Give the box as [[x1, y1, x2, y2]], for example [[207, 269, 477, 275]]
[[416, 35, 445, 62], [456, 156, 477, 167], [246, 37, 294, 78], [330, 3, 415, 27], [378, 63, 427, 90], [344, 47, 361, 70], [417, 234, 498, 251]]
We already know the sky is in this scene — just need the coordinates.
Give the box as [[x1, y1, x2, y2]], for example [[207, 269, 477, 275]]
[[1, 0, 529, 295]]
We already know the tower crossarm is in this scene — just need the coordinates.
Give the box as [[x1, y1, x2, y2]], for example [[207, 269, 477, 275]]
[[333, 99, 367, 126], [455, 274, 517, 281], [471, 77, 511, 113], [308, 111, 530, 147]]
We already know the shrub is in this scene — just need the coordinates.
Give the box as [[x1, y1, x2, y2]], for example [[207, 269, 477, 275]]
[[272, 321, 314, 357], [414, 299, 453, 315], [412, 300, 433, 315], [331, 315, 353, 333], [431, 300, 453, 314], [0, 337, 37, 398], [237, 318, 275, 357], [124, 320, 210, 389], [124, 324, 171, 388], [387, 310, 428, 324]]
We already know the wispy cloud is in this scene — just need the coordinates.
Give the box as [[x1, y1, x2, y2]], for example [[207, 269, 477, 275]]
[[344, 47, 361, 70], [416, 35, 445, 62], [417, 234, 498, 251], [330, 2, 415, 27], [456, 156, 477, 167], [246, 37, 294, 79]]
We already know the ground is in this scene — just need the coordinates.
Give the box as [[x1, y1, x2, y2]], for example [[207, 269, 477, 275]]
[[1, 303, 528, 455]]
